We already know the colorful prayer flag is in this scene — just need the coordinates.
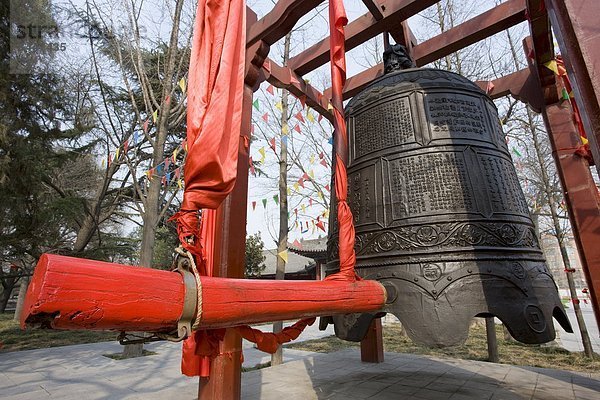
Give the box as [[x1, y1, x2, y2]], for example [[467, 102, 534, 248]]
[[278, 250, 288, 263], [267, 85, 275, 95]]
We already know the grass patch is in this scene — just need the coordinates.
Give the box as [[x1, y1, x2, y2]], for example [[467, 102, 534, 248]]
[[103, 350, 157, 360], [242, 361, 272, 372], [0, 312, 116, 352], [285, 322, 600, 373]]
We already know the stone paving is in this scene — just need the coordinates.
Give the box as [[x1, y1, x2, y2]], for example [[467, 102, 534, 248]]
[[2, 339, 599, 399]]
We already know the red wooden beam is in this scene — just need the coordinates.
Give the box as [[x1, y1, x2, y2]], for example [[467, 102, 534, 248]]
[[288, 0, 440, 76], [247, 0, 325, 47], [260, 58, 334, 122], [546, 0, 600, 174], [332, 0, 527, 99], [526, 0, 555, 92], [475, 68, 543, 112], [21, 254, 387, 331]]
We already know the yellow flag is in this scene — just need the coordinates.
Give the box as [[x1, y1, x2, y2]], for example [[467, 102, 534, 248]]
[[281, 123, 289, 135], [318, 191, 323, 200], [275, 101, 283, 111], [278, 250, 288, 263], [306, 110, 315, 123], [301, 204, 306, 213], [178, 78, 186, 93], [327, 102, 334, 111], [172, 147, 178, 161], [258, 147, 266, 158], [323, 209, 330, 218], [581, 136, 589, 145], [101, 159, 106, 168], [115, 147, 120, 160], [310, 154, 315, 164], [177, 179, 183, 189], [294, 183, 299, 191], [544, 60, 559, 75], [287, 187, 291, 195], [152, 110, 158, 123], [309, 169, 315, 179]]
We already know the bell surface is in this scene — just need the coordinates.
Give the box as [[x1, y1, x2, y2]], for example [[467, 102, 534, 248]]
[[327, 68, 572, 347]]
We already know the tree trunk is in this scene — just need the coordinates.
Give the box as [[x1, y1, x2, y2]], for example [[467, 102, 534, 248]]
[[0, 289, 11, 313], [13, 275, 29, 321], [272, 32, 293, 367]]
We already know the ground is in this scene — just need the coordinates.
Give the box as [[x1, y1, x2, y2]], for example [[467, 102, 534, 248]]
[[285, 323, 600, 373]]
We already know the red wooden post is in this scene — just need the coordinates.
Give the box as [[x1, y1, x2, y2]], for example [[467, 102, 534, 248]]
[[541, 99, 600, 325], [547, 0, 600, 174], [360, 318, 384, 363]]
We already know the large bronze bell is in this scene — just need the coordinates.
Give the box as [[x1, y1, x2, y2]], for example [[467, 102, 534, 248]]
[[326, 45, 572, 347]]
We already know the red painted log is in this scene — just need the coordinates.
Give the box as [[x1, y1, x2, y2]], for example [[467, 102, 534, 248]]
[[21, 254, 387, 332], [20, 254, 186, 331]]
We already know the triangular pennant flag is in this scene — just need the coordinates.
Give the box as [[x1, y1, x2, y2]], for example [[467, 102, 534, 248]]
[[309, 198, 313, 207], [267, 85, 275, 96], [178, 78, 186, 93], [327, 102, 334, 111], [278, 250, 288, 263], [318, 113, 323, 122], [282, 135, 288, 146], [115, 147, 120, 160], [294, 124, 301, 134], [294, 182, 299, 191], [301, 204, 306, 213], [281, 123, 289, 135], [544, 60, 559, 75], [318, 191, 323, 200], [259, 147, 266, 160], [273, 194, 279, 205], [316, 221, 326, 232], [581, 136, 589, 145], [123, 139, 129, 153], [101, 158, 106, 168], [172, 147, 179, 162], [319, 151, 324, 159], [320, 159, 328, 168], [165, 156, 171, 169], [298, 177, 305, 188], [562, 88, 570, 101], [328, 137, 333, 145], [253, 99, 260, 111], [295, 112, 305, 123], [293, 239, 302, 248], [175, 167, 181, 179], [249, 157, 256, 176], [512, 147, 522, 157], [143, 120, 149, 134], [133, 131, 139, 144], [275, 101, 283, 111], [263, 59, 271, 73], [262, 198, 267, 208], [269, 137, 276, 153], [306, 110, 315, 123], [309, 169, 315, 179], [325, 184, 330, 192], [262, 112, 269, 122], [302, 172, 310, 181], [299, 95, 307, 109], [152, 110, 158, 123], [252, 201, 257, 210]]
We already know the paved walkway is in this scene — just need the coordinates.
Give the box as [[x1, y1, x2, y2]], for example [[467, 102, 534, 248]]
[[1, 321, 599, 399]]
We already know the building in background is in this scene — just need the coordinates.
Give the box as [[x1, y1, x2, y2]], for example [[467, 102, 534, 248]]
[[540, 234, 589, 293]]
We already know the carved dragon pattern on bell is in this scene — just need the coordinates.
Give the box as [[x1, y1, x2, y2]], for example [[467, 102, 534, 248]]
[[326, 66, 572, 347]]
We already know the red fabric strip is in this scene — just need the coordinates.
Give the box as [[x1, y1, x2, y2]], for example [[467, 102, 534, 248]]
[[179, 0, 246, 378]]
